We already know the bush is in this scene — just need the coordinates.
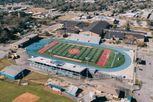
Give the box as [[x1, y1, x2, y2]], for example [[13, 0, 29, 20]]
[[135, 79, 143, 86]]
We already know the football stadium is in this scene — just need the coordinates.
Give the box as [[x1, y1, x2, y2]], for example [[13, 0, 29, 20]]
[[26, 38, 134, 80]]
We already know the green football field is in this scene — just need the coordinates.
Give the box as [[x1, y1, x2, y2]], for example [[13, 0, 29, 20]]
[[39, 41, 125, 68]]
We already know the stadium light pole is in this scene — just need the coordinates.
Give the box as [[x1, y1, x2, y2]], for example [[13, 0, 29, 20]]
[[48, 49, 52, 55]]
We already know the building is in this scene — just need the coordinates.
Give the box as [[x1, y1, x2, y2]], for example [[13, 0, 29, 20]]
[[104, 29, 147, 40], [60, 20, 88, 34], [11, 34, 40, 49], [80, 21, 111, 37], [0, 65, 30, 80], [66, 85, 80, 97], [28, 56, 90, 79], [67, 34, 101, 44], [79, 92, 96, 102]]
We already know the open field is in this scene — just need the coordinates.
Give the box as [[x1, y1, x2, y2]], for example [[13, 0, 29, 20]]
[[37, 40, 125, 68], [0, 81, 73, 102]]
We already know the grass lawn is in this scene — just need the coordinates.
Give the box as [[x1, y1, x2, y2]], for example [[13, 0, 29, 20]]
[[24, 71, 64, 83], [0, 81, 73, 102], [0, 58, 15, 70], [40, 41, 125, 68], [25, 72, 49, 80]]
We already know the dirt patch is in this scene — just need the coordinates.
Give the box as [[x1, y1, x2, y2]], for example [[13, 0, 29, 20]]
[[13, 92, 40, 102], [58, 15, 76, 20], [27, 7, 47, 13]]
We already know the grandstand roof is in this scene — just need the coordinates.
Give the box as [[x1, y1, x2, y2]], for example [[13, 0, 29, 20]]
[[68, 34, 101, 44], [28, 56, 86, 73], [0, 65, 26, 77]]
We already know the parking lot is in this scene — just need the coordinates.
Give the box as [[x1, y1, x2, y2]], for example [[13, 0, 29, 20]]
[[134, 49, 153, 102]]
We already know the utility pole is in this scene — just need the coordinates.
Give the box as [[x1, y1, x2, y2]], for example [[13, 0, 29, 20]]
[[85, 57, 90, 80]]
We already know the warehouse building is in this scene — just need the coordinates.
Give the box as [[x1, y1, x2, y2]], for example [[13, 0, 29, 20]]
[[104, 29, 147, 39], [11, 34, 40, 49], [0, 65, 30, 80], [28, 56, 91, 79]]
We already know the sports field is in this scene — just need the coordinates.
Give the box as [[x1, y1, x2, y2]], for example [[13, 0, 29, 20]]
[[0, 81, 73, 102], [37, 40, 125, 68]]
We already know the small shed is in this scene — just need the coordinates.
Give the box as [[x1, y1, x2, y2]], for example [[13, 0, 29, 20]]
[[0, 65, 30, 80], [66, 85, 80, 97]]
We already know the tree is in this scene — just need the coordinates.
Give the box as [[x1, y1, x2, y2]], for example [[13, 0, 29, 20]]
[[125, 21, 130, 31]]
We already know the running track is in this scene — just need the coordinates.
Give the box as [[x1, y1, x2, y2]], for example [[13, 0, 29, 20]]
[[38, 41, 58, 53]]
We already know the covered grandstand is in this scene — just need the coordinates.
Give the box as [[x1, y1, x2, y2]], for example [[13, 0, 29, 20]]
[[67, 34, 101, 44], [28, 56, 91, 79]]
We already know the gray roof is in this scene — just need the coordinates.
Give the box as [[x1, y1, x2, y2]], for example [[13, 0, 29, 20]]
[[104, 29, 146, 39], [0, 65, 26, 77], [66, 85, 79, 96], [13, 34, 38, 45], [68, 34, 101, 44], [84, 21, 110, 35], [105, 31, 125, 39], [82, 92, 96, 102]]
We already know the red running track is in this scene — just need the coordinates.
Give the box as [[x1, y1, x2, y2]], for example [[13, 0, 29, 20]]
[[97, 49, 110, 67], [38, 41, 58, 54]]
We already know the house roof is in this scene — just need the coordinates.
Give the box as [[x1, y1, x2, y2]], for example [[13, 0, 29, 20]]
[[84, 21, 110, 35], [0, 65, 26, 77]]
